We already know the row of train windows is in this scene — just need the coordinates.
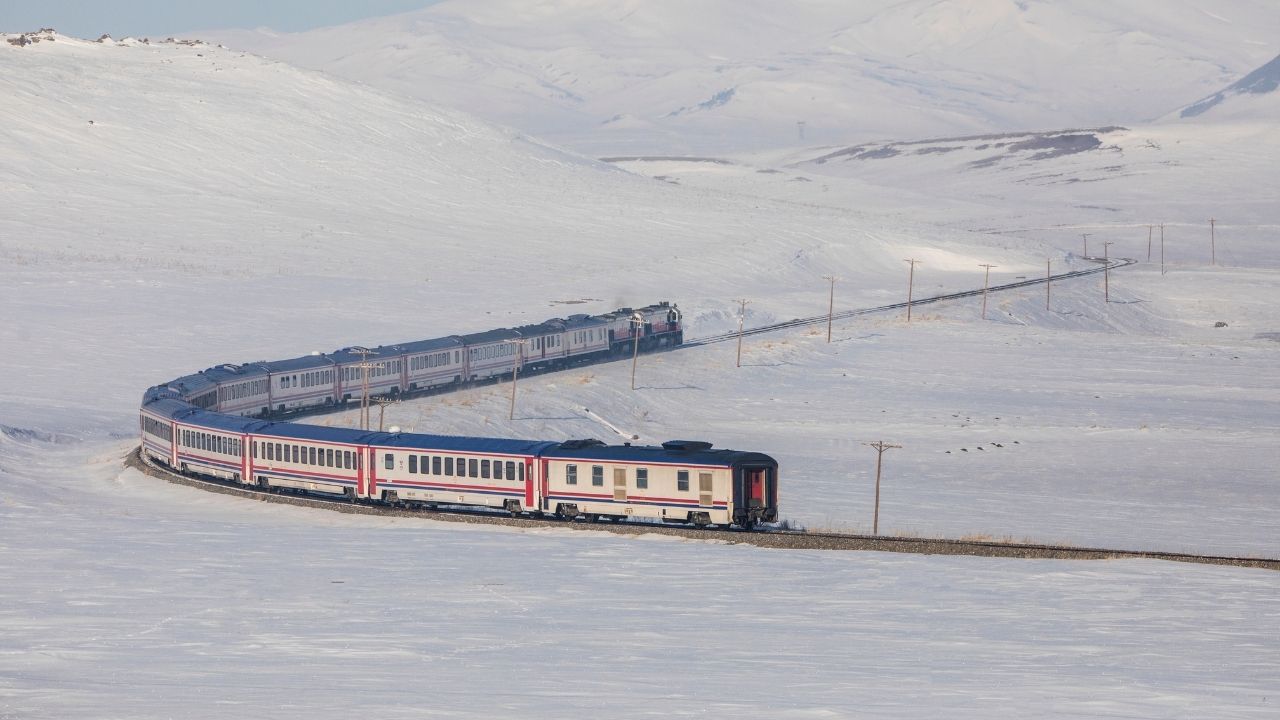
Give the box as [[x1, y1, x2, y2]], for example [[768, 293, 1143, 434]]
[[570, 329, 605, 344], [280, 371, 333, 390], [218, 379, 268, 402], [410, 351, 453, 372], [533, 335, 561, 351], [564, 465, 691, 491], [253, 441, 360, 471], [395, 454, 526, 482], [142, 416, 173, 441], [181, 429, 241, 456], [341, 360, 402, 382], [469, 343, 518, 362]]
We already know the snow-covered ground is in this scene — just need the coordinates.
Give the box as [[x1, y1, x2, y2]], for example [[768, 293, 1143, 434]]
[[2, 23, 1278, 720]]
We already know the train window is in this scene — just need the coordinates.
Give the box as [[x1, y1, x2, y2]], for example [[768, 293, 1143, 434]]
[[493, 461, 503, 480], [292, 445, 299, 464], [432, 456, 441, 475], [519, 463, 524, 481], [636, 468, 648, 490], [444, 457, 454, 476], [505, 461, 516, 480], [326, 449, 334, 467], [468, 459, 478, 478], [309, 447, 317, 466], [252, 442, 258, 459], [343, 451, 351, 469], [457, 457, 466, 476], [266, 443, 273, 461], [566, 464, 577, 485], [385, 453, 394, 471], [481, 460, 490, 479], [592, 466, 603, 487], [677, 470, 689, 492], [409, 455, 417, 474]]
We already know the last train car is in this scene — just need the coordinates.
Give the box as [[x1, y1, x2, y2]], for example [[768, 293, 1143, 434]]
[[539, 439, 778, 528]]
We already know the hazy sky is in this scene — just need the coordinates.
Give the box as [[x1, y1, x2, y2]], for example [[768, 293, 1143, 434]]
[[0, 0, 443, 39]]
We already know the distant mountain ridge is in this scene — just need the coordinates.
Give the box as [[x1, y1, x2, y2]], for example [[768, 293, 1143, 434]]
[[1180, 52, 1280, 118], [200, 0, 1280, 153]]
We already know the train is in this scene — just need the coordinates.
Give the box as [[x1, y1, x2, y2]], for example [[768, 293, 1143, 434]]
[[138, 301, 780, 529]]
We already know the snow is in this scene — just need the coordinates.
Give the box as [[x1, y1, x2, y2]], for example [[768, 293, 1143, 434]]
[[2, 14, 1279, 719]]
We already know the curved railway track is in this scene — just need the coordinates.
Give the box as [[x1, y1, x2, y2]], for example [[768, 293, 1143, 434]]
[[130, 449, 1278, 572]]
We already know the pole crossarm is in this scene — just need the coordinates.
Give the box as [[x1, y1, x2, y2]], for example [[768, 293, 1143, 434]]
[[864, 441, 902, 535]]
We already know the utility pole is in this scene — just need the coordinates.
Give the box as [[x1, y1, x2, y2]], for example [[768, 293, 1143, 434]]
[[1210, 218, 1216, 265], [1160, 223, 1166, 276], [351, 347, 378, 432], [1045, 259, 1051, 311], [1103, 241, 1113, 302], [1147, 224, 1153, 262], [502, 338, 528, 420], [978, 264, 996, 319], [904, 259, 920, 322], [629, 312, 643, 390], [369, 395, 399, 433], [1081, 233, 1090, 258], [823, 275, 837, 342], [735, 299, 750, 367], [864, 441, 901, 536]]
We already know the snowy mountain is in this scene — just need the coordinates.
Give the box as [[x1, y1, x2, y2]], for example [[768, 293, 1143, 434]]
[[1176, 51, 1280, 119], [201, 0, 1280, 153]]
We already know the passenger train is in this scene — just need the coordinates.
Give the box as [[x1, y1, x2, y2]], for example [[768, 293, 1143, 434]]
[[139, 302, 779, 528]]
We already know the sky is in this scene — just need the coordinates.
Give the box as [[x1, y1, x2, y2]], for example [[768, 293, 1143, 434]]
[[0, 0, 441, 39]]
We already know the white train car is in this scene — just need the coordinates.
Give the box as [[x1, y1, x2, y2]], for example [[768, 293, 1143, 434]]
[[369, 435, 559, 511], [204, 363, 271, 417], [400, 336, 465, 393], [562, 314, 611, 363], [331, 345, 404, 402], [264, 354, 338, 414], [459, 328, 522, 382]]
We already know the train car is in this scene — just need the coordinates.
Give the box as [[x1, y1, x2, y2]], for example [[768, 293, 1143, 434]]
[[540, 439, 778, 528], [511, 320, 565, 372], [249, 423, 385, 498], [331, 345, 404, 402], [401, 336, 465, 393], [166, 371, 219, 410], [458, 328, 522, 382], [562, 314, 611, 363], [264, 354, 338, 414], [204, 362, 271, 417], [170, 405, 265, 483], [371, 434, 559, 511], [139, 397, 186, 467]]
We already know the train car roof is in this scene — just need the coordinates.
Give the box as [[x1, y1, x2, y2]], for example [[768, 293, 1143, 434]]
[[166, 372, 216, 397], [253, 420, 392, 445], [396, 335, 465, 354], [456, 328, 521, 345], [262, 354, 336, 372], [511, 321, 564, 336], [562, 314, 607, 329], [379, 432, 561, 456], [328, 345, 403, 365], [201, 363, 269, 383], [544, 440, 777, 467]]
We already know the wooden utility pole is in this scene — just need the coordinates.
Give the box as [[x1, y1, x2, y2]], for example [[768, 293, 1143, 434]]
[[735, 299, 749, 367], [351, 347, 378, 432], [864, 441, 901, 535], [978, 264, 996, 319], [1210, 218, 1216, 265], [1160, 223, 1166, 275], [823, 275, 837, 342], [1147, 224, 1153, 262], [502, 338, 528, 420], [1045, 259, 1051, 311], [904, 259, 920, 322], [1103, 241, 1113, 302], [370, 395, 399, 433], [629, 312, 643, 390], [1081, 233, 1090, 258]]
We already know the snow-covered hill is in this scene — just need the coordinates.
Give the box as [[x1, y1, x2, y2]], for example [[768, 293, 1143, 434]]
[[202, 0, 1280, 153], [2, 24, 1278, 720], [1175, 51, 1280, 120]]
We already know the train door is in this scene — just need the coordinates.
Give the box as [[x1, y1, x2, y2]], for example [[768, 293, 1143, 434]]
[[524, 457, 535, 509], [613, 468, 627, 502], [539, 459, 548, 510], [698, 472, 713, 507], [747, 468, 766, 509]]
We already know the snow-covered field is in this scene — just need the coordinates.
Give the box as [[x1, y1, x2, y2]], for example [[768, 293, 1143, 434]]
[[2, 15, 1278, 719]]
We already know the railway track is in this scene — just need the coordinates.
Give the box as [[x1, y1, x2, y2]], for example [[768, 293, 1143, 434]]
[[130, 449, 1278, 572], [685, 257, 1136, 347]]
